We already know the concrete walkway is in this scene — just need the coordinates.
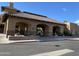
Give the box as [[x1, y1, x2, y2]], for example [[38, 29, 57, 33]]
[[8, 37, 79, 44], [0, 39, 40, 44], [36, 36, 79, 42], [9, 40, 40, 43], [1, 36, 79, 44]]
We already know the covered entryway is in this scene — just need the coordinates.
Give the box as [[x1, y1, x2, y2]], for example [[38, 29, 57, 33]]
[[53, 26, 61, 36], [15, 22, 28, 35], [36, 24, 49, 36]]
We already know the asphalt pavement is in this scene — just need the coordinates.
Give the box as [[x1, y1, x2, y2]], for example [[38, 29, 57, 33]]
[[0, 40, 79, 56]]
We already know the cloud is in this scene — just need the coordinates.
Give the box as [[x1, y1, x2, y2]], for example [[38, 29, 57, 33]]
[[62, 8, 67, 11], [74, 20, 79, 25]]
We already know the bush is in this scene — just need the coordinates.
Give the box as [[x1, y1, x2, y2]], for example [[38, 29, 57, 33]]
[[63, 29, 72, 36]]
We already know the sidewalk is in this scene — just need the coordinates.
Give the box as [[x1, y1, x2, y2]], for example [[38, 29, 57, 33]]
[[1, 36, 79, 44], [9, 40, 40, 43]]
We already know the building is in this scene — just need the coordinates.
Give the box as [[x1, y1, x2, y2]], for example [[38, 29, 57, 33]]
[[0, 3, 66, 37], [64, 21, 79, 36], [0, 2, 79, 43]]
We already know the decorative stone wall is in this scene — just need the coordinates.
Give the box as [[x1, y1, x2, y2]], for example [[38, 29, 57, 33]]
[[5, 16, 65, 37]]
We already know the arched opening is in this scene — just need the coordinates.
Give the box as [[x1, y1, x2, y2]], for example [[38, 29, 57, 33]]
[[15, 22, 28, 35], [0, 24, 4, 33], [53, 26, 61, 36], [36, 24, 49, 36]]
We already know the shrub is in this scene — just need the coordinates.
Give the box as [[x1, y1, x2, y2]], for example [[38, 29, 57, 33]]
[[63, 29, 72, 36]]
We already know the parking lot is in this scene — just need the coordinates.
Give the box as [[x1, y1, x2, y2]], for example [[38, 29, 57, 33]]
[[0, 40, 79, 56]]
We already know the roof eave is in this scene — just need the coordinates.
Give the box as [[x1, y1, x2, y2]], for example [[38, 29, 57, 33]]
[[11, 14, 65, 26]]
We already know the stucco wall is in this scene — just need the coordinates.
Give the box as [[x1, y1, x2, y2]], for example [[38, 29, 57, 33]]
[[70, 23, 79, 36]]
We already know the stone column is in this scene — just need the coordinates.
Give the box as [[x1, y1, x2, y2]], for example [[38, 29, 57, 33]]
[[49, 26, 53, 36], [3, 22, 7, 34], [0, 19, 10, 44], [31, 24, 37, 35], [60, 26, 64, 35], [6, 17, 16, 36], [6, 18, 9, 37], [27, 23, 36, 35]]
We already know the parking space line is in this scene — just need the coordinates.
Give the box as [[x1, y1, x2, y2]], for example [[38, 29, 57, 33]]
[[32, 49, 74, 56]]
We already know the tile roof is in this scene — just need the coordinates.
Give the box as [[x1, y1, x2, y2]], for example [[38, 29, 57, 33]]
[[12, 12, 64, 25]]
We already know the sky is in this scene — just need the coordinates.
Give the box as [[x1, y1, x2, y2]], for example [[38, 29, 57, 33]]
[[0, 2, 79, 24]]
